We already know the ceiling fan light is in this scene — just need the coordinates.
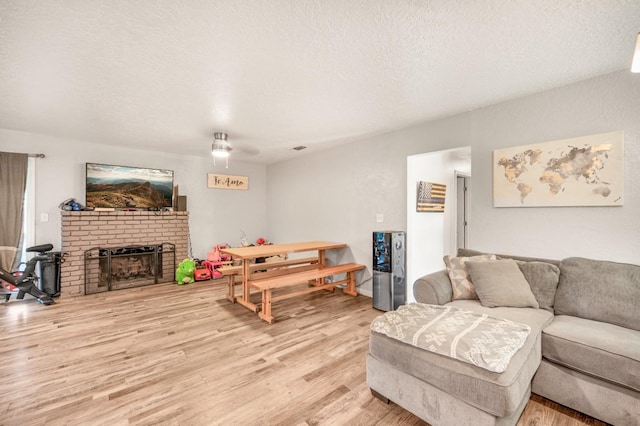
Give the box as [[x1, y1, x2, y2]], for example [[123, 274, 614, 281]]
[[212, 148, 230, 158], [632, 33, 640, 73], [211, 132, 231, 158]]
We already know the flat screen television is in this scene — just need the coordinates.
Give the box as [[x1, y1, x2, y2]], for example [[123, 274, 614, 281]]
[[86, 163, 174, 209]]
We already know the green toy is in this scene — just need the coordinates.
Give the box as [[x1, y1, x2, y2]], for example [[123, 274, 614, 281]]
[[175, 258, 196, 284]]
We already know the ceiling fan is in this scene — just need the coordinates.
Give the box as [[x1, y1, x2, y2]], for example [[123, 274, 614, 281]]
[[211, 132, 260, 168]]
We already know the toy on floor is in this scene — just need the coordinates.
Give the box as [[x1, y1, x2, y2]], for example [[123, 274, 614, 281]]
[[202, 261, 222, 278], [208, 244, 231, 263], [175, 258, 196, 284], [203, 243, 231, 278], [187, 259, 213, 281], [194, 267, 211, 281]]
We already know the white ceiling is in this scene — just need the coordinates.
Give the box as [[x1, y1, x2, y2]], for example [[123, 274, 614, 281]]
[[1, 1, 639, 164]]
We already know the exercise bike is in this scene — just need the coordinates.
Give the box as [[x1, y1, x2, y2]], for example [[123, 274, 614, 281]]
[[0, 244, 56, 305]]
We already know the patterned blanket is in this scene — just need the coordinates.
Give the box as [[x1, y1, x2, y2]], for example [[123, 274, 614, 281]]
[[371, 304, 530, 373]]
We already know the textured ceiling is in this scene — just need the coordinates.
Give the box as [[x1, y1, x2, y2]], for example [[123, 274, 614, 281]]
[[1, 1, 639, 164]]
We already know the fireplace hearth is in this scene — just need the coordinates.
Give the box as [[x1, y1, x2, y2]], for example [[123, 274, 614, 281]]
[[84, 243, 175, 294]]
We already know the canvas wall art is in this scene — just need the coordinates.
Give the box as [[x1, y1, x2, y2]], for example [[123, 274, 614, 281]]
[[493, 131, 624, 207], [86, 163, 174, 209], [417, 181, 446, 212]]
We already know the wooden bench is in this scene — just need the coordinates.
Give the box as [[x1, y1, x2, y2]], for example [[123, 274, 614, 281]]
[[218, 256, 319, 302], [249, 263, 366, 323]]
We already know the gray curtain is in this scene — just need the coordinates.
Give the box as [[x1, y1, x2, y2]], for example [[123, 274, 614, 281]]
[[0, 152, 28, 271]]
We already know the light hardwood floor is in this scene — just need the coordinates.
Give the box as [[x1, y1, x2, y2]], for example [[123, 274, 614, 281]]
[[0, 281, 607, 426]]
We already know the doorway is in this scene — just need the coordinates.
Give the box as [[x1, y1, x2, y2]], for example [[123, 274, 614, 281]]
[[456, 173, 470, 252], [406, 146, 470, 303]]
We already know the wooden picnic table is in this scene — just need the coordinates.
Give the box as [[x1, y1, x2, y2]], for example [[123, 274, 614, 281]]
[[220, 241, 364, 322]]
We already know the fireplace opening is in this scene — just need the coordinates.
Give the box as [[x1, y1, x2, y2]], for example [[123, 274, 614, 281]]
[[102, 246, 154, 287], [84, 243, 175, 294]]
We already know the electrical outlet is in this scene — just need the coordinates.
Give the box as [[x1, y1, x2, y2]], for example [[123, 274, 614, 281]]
[[376, 213, 384, 223]]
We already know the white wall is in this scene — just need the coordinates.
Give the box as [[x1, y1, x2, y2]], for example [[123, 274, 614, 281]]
[[406, 147, 470, 303], [0, 129, 267, 258], [267, 70, 640, 300], [267, 114, 472, 297], [470, 71, 640, 262]]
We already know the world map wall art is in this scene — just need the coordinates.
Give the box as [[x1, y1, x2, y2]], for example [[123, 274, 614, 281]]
[[493, 131, 624, 207]]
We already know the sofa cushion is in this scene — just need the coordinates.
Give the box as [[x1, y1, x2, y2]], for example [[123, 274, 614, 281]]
[[516, 261, 560, 312], [555, 257, 640, 331], [467, 259, 539, 308], [369, 300, 552, 417], [449, 300, 554, 331], [542, 315, 640, 392], [444, 254, 496, 300], [371, 304, 531, 373]]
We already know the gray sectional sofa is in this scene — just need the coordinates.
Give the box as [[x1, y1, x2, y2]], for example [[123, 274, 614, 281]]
[[366, 249, 640, 426]]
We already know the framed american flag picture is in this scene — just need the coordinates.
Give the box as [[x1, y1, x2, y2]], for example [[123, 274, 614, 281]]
[[417, 181, 446, 212]]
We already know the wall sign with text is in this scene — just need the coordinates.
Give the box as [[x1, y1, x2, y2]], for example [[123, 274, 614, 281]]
[[207, 173, 249, 190]]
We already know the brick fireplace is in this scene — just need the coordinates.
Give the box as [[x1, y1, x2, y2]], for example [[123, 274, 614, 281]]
[[60, 211, 189, 296]]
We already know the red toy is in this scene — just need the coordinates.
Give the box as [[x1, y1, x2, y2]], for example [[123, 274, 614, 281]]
[[202, 260, 222, 278], [194, 268, 211, 281]]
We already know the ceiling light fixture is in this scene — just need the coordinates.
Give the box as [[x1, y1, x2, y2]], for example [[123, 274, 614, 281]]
[[212, 132, 230, 157], [632, 32, 640, 73], [212, 132, 231, 168]]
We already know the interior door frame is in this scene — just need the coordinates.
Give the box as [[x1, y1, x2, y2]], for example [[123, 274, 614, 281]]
[[455, 171, 470, 252]]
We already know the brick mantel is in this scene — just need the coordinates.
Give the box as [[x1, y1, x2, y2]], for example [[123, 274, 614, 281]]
[[60, 211, 189, 296]]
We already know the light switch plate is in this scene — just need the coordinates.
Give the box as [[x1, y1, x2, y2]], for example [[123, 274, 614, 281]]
[[40, 213, 49, 222], [376, 213, 384, 223]]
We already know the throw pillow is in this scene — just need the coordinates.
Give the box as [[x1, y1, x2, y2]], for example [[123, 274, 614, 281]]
[[444, 254, 497, 300], [466, 259, 539, 308], [516, 261, 560, 312]]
